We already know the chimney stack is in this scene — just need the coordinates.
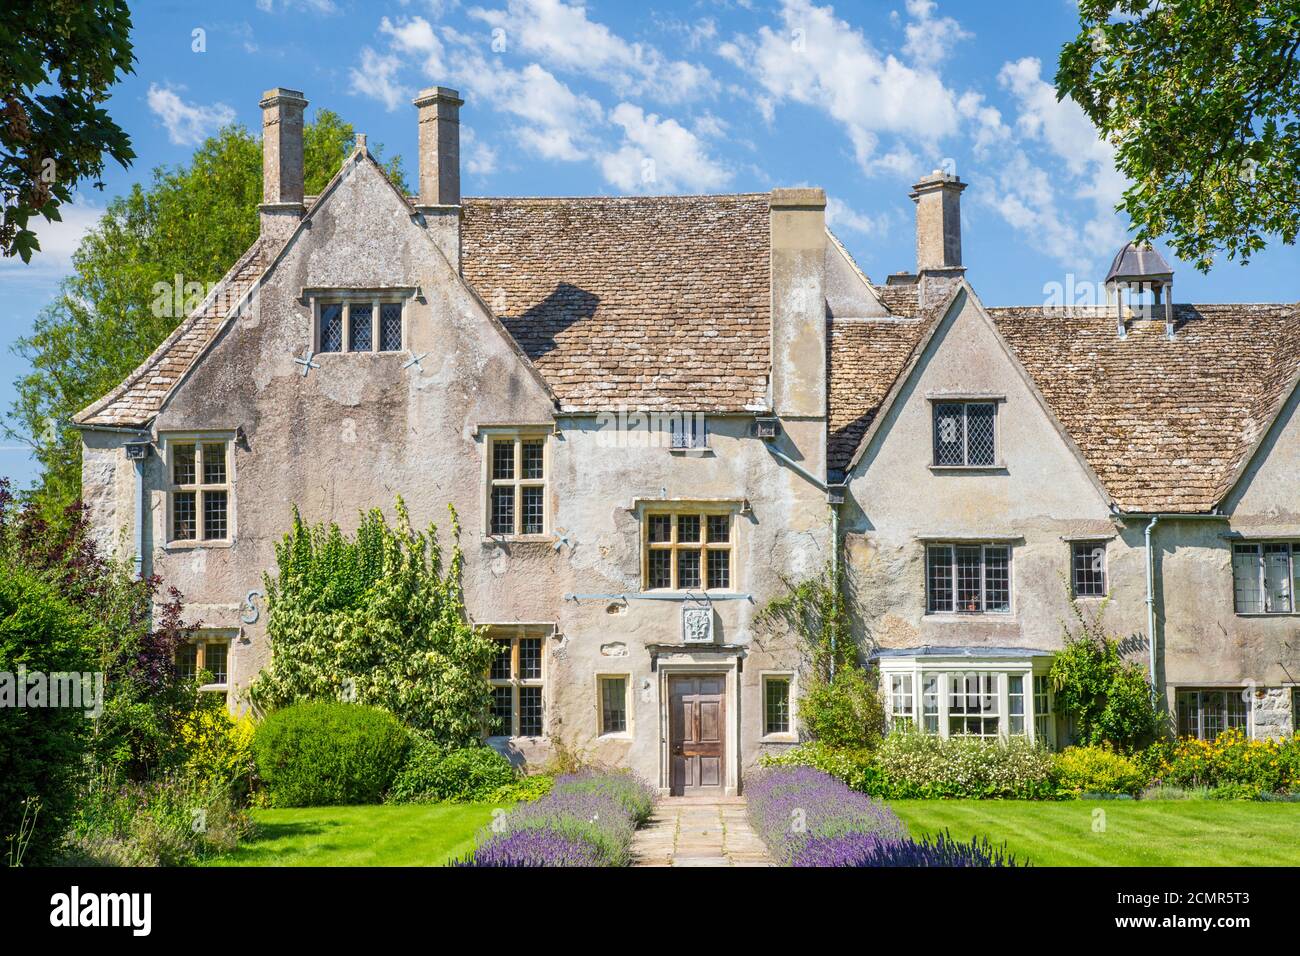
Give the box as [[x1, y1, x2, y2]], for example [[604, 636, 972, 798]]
[[414, 86, 463, 207], [259, 87, 307, 243], [413, 86, 464, 269], [911, 171, 966, 275]]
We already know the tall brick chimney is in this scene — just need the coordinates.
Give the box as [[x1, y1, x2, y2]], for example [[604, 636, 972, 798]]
[[259, 87, 307, 243], [911, 171, 966, 276], [413, 86, 464, 268]]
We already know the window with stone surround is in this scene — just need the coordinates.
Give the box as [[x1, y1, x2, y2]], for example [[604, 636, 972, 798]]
[[314, 297, 405, 354], [167, 438, 231, 544], [933, 401, 996, 466], [1071, 541, 1108, 598], [598, 675, 629, 736], [175, 633, 231, 694], [1176, 688, 1249, 740], [485, 433, 548, 537], [644, 510, 734, 592], [762, 674, 793, 737], [1231, 542, 1298, 614], [925, 543, 1011, 614], [488, 628, 545, 738]]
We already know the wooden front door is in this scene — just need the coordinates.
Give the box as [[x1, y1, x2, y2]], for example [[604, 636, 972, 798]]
[[669, 675, 726, 795]]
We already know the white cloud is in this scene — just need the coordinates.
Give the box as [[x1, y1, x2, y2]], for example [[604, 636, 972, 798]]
[[146, 84, 236, 146], [463, 126, 498, 176], [901, 0, 971, 64], [719, 0, 960, 175], [599, 103, 730, 193], [468, 0, 716, 100], [826, 196, 886, 236], [350, 47, 410, 111], [0, 196, 103, 273], [255, 0, 337, 13], [380, 14, 444, 70], [976, 56, 1128, 270]]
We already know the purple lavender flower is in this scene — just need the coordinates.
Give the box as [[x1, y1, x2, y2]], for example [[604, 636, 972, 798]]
[[795, 829, 1024, 867], [746, 766, 908, 866], [455, 828, 605, 867]]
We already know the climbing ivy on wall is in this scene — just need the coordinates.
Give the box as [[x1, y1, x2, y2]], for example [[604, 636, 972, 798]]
[[249, 500, 497, 747]]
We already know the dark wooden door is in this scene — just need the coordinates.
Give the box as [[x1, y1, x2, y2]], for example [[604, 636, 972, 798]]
[[669, 675, 725, 795]]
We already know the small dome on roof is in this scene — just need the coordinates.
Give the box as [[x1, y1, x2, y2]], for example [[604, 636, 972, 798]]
[[1105, 241, 1173, 285]]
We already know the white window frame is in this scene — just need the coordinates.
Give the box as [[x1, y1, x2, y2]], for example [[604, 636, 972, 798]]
[[642, 505, 737, 593], [1231, 542, 1297, 615], [888, 673, 914, 731], [311, 295, 408, 354], [1175, 687, 1251, 740], [876, 656, 1055, 747], [163, 433, 234, 548], [481, 429, 550, 538], [486, 625, 548, 739], [595, 673, 632, 738], [925, 542, 1013, 615], [760, 671, 796, 741]]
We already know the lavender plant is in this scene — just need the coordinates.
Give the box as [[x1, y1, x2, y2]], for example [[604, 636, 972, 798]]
[[796, 829, 1024, 867]]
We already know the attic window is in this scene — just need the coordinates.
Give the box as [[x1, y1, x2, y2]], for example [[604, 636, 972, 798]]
[[314, 298, 404, 354], [667, 413, 708, 451], [933, 402, 996, 467]]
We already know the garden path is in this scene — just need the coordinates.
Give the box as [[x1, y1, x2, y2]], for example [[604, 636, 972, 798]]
[[630, 797, 770, 867]]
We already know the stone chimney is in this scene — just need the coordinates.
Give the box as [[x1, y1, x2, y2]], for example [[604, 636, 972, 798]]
[[258, 87, 307, 244], [413, 86, 464, 269], [910, 171, 966, 275], [769, 188, 828, 435]]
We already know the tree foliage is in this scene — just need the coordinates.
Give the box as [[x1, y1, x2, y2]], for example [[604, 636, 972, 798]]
[[250, 501, 498, 746], [1058, 1, 1300, 270], [1049, 601, 1166, 752], [9, 112, 407, 515], [0, 1, 136, 262]]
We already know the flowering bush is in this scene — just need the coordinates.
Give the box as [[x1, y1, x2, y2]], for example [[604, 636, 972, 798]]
[[798, 829, 1024, 867], [760, 742, 887, 794], [179, 708, 257, 801], [874, 732, 1057, 799], [452, 827, 603, 867], [1054, 745, 1150, 796], [1142, 730, 1300, 796], [456, 771, 654, 867], [746, 766, 907, 866]]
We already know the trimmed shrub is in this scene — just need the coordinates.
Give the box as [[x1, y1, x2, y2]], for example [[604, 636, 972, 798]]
[[1055, 745, 1150, 796], [874, 732, 1057, 800], [746, 766, 907, 866], [458, 770, 654, 867], [452, 827, 603, 867], [801, 829, 1025, 867], [388, 741, 517, 803], [800, 666, 887, 750], [253, 702, 410, 807], [550, 771, 655, 825]]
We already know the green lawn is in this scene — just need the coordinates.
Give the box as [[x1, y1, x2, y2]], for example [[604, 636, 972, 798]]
[[203, 803, 502, 867], [891, 799, 1300, 866]]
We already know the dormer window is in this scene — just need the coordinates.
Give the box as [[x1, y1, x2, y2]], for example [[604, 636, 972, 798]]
[[313, 296, 406, 354], [933, 401, 996, 467]]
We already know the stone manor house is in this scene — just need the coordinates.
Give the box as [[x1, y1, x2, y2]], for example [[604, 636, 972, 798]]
[[76, 85, 1300, 795]]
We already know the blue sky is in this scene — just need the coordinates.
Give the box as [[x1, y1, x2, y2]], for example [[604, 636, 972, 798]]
[[2, 0, 1297, 487]]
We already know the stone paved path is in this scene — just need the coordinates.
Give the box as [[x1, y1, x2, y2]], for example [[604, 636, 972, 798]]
[[630, 797, 770, 867]]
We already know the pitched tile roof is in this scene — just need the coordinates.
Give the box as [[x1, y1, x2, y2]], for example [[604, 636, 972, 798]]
[[991, 304, 1300, 512], [460, 194, 772, 412], [75, 240, 269, 426], [828, 298, 1300, 510], [827, 315, 935, 475], [77, 193, 774, 426]]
